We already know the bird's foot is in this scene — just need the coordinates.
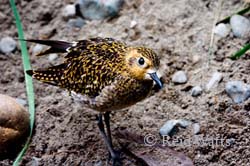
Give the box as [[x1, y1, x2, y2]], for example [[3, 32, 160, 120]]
[[108, 149, 123, 166]]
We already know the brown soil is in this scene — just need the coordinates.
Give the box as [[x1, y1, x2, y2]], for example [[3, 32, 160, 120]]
[[1, 0, 250, 165]]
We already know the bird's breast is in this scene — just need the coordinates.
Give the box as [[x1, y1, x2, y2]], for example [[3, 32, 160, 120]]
[[90, 78, 154, 112]]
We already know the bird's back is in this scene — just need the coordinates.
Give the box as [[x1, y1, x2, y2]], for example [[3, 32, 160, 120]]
[[28, 38, 128, 98]]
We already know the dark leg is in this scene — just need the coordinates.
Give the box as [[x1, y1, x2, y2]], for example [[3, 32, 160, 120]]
[[104, 112, 113, 149], [97, 114, 121, 166]]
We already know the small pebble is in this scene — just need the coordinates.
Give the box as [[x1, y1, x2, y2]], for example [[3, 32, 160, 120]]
[[191, 86, 203, 97], [213, 23, 230, 37], [192, 123, 200, 135], [62, 4, 76, 19], [226, 138, 235, 146], [225, 81, 250, 104], [172, 71, 188, 84], [192, 55, 200, 64], [206, 72, 222, 91], [67, 17, 85, 28], [130, 20, 137, 28], [159, 119, 191, 136], [32, 44, 43, 55], [178, 119, 191, 127], [48, 54, 58, 61], [16, 98, 27, 107], [77, 0, 124, 20], [230, 14, 250, 39], [0, 37, 17, 54]]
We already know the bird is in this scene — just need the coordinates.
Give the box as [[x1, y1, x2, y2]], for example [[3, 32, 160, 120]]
[[26, 37, 163, 165]]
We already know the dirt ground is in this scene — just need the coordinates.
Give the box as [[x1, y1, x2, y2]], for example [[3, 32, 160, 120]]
[[1, 0, 250, 165]]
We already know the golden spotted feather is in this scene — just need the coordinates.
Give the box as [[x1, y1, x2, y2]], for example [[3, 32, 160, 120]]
[[26, 37, 161, 112]]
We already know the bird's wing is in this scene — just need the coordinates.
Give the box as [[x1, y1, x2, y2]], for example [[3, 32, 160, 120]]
[[58, 38, 127, 97], [60, 50, 125, 97], [26, 38, 128, 98], [64, 37, 126, 61], [25, 37, 126, 57], [23, 39, 73, 56]]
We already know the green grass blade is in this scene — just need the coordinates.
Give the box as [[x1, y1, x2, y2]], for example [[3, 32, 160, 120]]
[[9, 0, 35, 165], [231, 43, 250, 60]]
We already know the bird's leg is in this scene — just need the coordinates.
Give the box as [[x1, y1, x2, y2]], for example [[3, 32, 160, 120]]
[[104, 112, 118, 162], [97, 114, 121, 165], [104, 112, 113, 149]]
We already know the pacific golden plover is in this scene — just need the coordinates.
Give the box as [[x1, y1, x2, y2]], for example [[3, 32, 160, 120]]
[[26, 37, 163, 165]]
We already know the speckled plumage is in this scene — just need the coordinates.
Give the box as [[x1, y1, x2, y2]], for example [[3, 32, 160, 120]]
[[27, 37, 161, 112]]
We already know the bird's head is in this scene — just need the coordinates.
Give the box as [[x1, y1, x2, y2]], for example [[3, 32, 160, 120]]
[[125, 47, 163, 89]]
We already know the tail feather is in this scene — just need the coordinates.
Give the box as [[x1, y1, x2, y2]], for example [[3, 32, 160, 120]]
[[35, 47, 65, 56], [26, 64, 66, 86], [21, 39, 73, 56], [26, 70, 34, 77]]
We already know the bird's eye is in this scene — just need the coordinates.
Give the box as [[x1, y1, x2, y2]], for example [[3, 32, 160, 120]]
[[138, 57, 145, 66]]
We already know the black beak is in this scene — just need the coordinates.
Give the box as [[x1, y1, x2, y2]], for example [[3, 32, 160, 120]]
[[149, 72, 163, 89]]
